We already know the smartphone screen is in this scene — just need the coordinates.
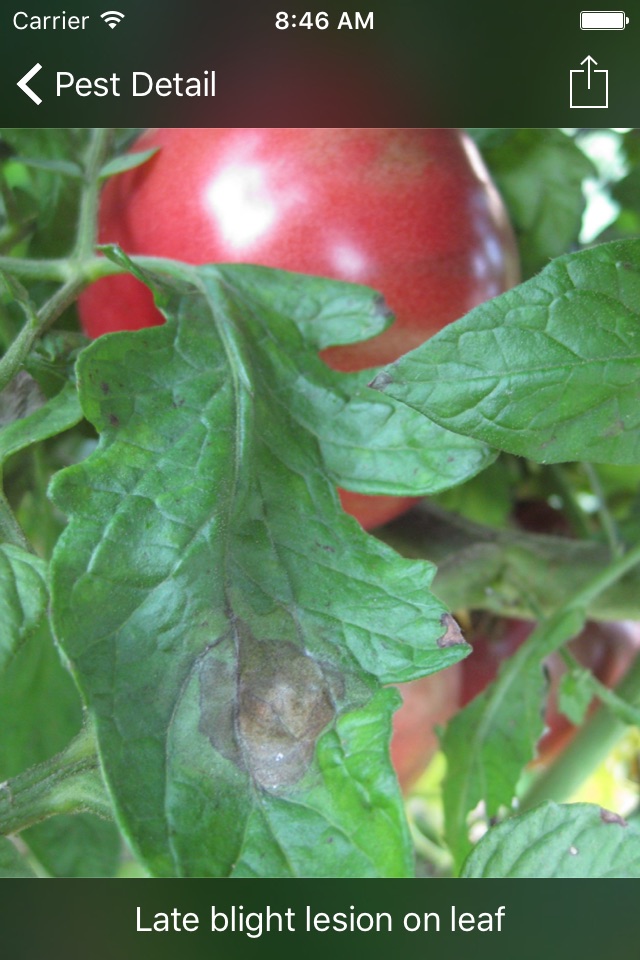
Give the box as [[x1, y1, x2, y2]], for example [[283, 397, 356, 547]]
[[1, 0, 639, 945]]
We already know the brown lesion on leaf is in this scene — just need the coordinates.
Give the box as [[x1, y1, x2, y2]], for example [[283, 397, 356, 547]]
[[600, 808, 628, 827], [372, 293, 394, 321], [437, 612, 465, 648], [603, 417, 625, 438], [198, 621, 337, 792], [368, 369, 395, 391], [237, 637, 336, 791], [108, 413, 120, 427]]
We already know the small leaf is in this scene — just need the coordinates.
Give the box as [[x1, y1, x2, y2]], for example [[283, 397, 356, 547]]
[[461, 802, 640, 878], [561, 667, 640, 728], [442, 659, 547, 868], [478, 129, 595, 278], [0, 381, 82, 466], [0, 544, 48, 675], [0, 129, 89, 257], [11, 156, 83, 178], [373, 240, 640, 466], [50, 264, 469, 878], [442, 607, 585, 869], [558, 667, 593, 725], [99, 148, 159, 180]]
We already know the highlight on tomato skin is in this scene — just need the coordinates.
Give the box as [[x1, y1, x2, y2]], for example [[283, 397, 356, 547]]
[[78, 127, 520, 530]]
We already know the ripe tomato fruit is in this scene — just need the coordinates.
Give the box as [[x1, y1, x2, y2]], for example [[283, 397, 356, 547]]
[[79, 128, 519, 529], [461, 617, 640, 763], [390, 664, 462, 791]]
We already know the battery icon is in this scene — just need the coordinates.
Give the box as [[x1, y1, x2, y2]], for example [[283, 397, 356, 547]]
[[580, 10, 629, 29]]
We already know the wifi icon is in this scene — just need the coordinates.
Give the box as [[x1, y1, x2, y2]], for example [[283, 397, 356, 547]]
[[101, 10, 125, 28]]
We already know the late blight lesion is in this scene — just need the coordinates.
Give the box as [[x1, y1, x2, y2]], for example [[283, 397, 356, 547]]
[[198, 621, 341, 791]]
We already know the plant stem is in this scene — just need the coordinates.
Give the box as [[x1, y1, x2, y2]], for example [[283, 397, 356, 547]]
[[582, 461, 624, 558], [0, 129, 114, 395], [567, 538, 640, 614], [519, 652, 640, 811], [0, 276, 85, 395], [0, 720, 112, 836], [547, 463, 592, 539], [512, 542, 640, 811], [73, 129, 113, 261]]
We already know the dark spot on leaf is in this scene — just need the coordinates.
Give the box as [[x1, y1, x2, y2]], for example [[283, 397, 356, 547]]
[[603, 418, 625, 438], [373, 293, 393, 320], [620, 261, 634, 271], [108, 413, 120, 427], [368, 370, 394, 391], [315, 542, 335, 553], [437, 613, 465, 648], [100, 382, 110, 395], [600, 808, 627, 827]]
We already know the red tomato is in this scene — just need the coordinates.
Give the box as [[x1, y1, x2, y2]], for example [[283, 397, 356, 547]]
[[461, 617, 640, 762], [389, 664, 462, 791], [79, 128, 519, 529]]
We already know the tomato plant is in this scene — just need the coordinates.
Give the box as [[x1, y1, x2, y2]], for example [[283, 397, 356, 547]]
[[461, 617, 640, 762], [2, 128, 640, 880], [78, 127, 519, 529]]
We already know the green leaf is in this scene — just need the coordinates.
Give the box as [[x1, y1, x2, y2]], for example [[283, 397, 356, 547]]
[[372, 240, 640, 466], [442, 607, 585, 869], [442, 659, 547, 869], [0, 618, 121, 876], [25, 331, 89, 396], [559, 665, 640, 728], [21, 815, 121, 878], [478, 129, 595, 278], [11, 157, 82, 178], [0, 380, 82, 467], [0, 544, 48, 675], [215, 266, 496, 497], [0, 129, 89, 257], [557, 666, 594, 725], [461, 802, 640, 878], [99, 148, 158, 180], [382, 504, 640, 622], [0, 836, 37, 877], [50, 264, 469, 878]]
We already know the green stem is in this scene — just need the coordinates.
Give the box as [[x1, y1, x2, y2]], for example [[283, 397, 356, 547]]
[[73, 129, 113, 261], [582, 461, 623, 558], [0, 720, 112, 836], [519, 652, 640, 811], [567, 538, 640, 613], [548, 464, 592, 539], [0, 276, 85, 395], [511, 542, 640, 812], [0, 129, 114, 395], [0, 257, 73, 282]]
